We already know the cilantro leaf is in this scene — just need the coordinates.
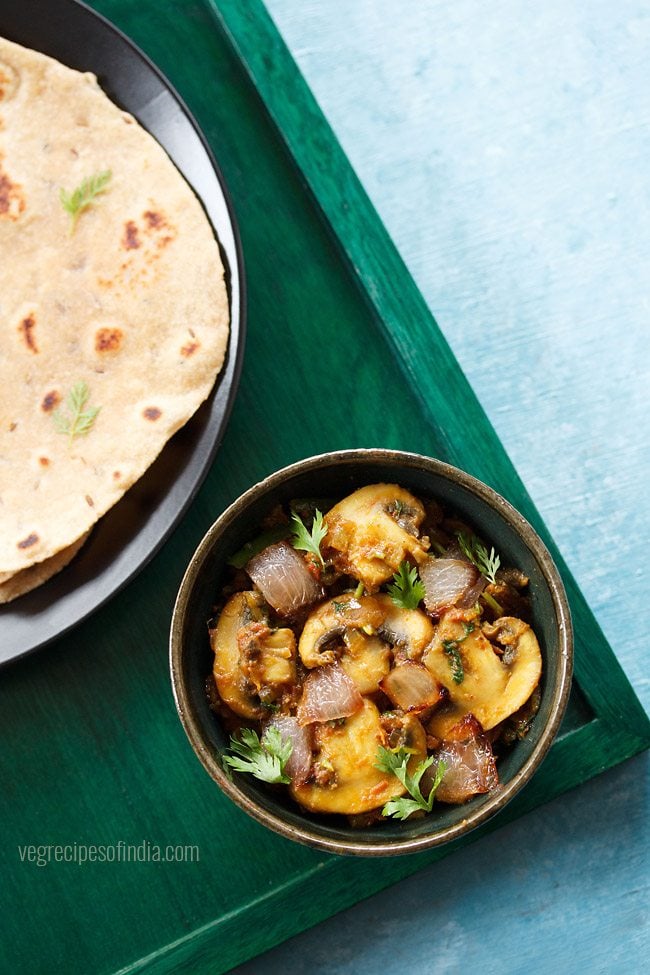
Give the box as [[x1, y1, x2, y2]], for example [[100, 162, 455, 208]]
[[222, 727, 292, 784], [375, 746, 447, 819], [291, 509, 327, 566], [387, 561, 425, 609]]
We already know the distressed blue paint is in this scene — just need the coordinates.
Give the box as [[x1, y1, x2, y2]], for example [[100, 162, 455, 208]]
[[230, 1, 650, 971]]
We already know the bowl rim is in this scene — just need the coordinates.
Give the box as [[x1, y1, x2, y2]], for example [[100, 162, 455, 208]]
[[170, 448, 573, 856]]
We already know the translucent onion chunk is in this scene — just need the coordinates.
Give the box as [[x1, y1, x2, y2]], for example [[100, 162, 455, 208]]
[[247, 541, 322, 616], [297, 663, 363, 726]]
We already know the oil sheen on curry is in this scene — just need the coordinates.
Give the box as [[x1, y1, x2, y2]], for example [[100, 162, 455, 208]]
[[206, 484, 542, 824]]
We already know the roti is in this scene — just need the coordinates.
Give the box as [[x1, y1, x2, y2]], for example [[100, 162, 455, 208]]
[[0, 534, 90, 605], [0, 37, 230, 591]]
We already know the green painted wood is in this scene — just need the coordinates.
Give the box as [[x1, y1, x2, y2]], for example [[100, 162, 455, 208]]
[[0, 2, 647, 974], [209, 0, 650, 740]]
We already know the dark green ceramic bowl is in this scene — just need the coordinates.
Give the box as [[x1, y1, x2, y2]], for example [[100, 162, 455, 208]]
[[170, 449, 573, 856]]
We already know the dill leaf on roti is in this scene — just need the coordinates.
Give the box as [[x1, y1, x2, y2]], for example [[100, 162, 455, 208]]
[[60, 169, 112, 233], [52, 382, 101, 445]]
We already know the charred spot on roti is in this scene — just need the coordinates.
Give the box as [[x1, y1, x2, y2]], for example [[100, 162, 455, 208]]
[[113, 471, 121, 480], [39, 457, 50, 467], [122, 220, 140, 250], [9, 421, 17, 432], [19, 314, 38, 353], [85, 495, 94, 507], [95, 327, 123, 353], [17, 533, 39, 550], [0, 165, 26, 220], [180, 341, 200, 358], [0, 60, 19, 101], [41, 390, 61, 412], [143, 407, 161, 421], [143, 209, 176, 249], [143, 209, 164, 229]]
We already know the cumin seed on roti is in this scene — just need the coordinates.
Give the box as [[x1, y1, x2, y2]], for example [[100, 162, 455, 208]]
[[0, 37, 230, 596]]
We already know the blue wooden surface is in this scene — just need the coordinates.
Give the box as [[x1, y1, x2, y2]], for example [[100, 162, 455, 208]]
[[230, 1, 650, 971]]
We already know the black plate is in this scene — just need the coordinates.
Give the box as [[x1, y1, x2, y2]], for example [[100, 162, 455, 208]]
[[0, 0, 246, 665]]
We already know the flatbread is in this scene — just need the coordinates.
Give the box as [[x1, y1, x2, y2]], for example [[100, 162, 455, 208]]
[[0, 533, 89, 604], [0, 37, 229, 586]]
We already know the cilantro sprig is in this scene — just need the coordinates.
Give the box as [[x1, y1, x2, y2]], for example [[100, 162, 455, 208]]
[[387, 561, 425, 610], [456, 531, 500, 585], [60, 169, 112, 234], [222, 727, 292, 784], [52, 381, 100, 445], [375, 746, 447, 820], [291, 509, 327, 566]]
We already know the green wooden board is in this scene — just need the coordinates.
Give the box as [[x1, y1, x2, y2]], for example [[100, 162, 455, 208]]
[[1, 1, 648, 973]]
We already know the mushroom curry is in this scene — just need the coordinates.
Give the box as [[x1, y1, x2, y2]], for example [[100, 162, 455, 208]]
[[206, 484, 542, 824]]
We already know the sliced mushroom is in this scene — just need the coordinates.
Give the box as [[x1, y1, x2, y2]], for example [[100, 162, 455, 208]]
[[290, 699, 427, 815], [323, 484, 429, 590], [239, 626, 297, 695], [298, 594, 384, 668], [424, 611, 542, 734], [380, 709, 428, 753], [339, 628, 392, 694], [210, 591, 297, 719], [374, 592, 435, 661]]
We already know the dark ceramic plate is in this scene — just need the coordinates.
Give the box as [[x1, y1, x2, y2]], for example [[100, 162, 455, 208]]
[[0, 0, 245, 665]]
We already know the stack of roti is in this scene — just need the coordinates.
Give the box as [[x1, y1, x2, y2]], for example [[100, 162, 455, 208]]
[[0, 37, 230, 603]]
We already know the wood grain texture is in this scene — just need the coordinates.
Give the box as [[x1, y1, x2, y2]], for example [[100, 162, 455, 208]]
[[211, 0, 647, 741], [0, 1, 647, 974], [232, 1, 650, 972]]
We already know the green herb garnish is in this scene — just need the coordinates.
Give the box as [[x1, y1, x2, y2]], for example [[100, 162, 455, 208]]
[[442, 639, 465, 684], [291, 509, 327, 566], [456, 531, 501, 585], [60, 169, 112, 234], [222, 727, 292, 784], [375, 746, 447, 820], [52, 381, 100, 445], [387, 561, 425, 610]]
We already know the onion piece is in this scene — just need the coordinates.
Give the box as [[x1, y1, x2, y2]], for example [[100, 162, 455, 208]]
[[380, 662, 444, 713], [456, 573, 487, 609], [420, 557, 479, 614], [297, 663, 363, 726], [434, 736, 498, 804], [266, 715, 312, 785], [247, 541, 322, 616]]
